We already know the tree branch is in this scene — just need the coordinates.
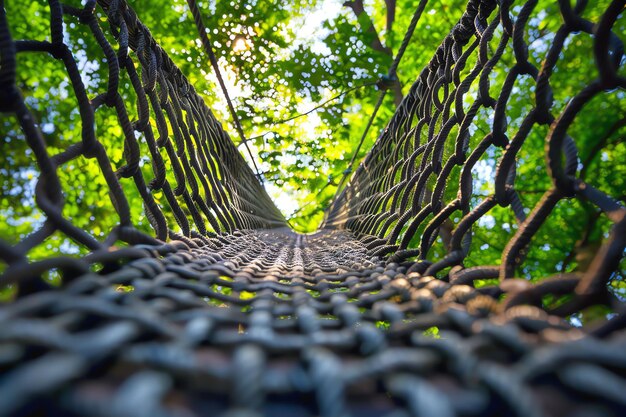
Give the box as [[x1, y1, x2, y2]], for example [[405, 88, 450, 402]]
[[343, 0, 404, 106], [343, 0, 391, 56], [384, 0, 396, 33]]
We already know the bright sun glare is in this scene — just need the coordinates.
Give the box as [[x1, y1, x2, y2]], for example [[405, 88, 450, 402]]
[[232, 36, 249, 53], [205, 1, 344, 224]]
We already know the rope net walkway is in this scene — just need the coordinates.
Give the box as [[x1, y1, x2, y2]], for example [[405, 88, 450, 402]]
[[0, 0, 625, 416]]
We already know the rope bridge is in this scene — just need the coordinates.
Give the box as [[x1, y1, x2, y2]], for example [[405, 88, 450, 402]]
[[1, 0, 625, 416]]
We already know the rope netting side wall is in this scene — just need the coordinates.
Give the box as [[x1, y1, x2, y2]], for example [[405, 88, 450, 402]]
[[324, 0, 626, 294], [0, 0, 285, 270]]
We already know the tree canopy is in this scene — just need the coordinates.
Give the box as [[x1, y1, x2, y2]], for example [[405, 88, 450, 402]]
[[1, 0, 625, 308]]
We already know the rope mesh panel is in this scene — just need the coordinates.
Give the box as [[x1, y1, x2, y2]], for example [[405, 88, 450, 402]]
[[1, 0, 625, 416], [324, 1, 625, 280], [1, 0, 284, 256]]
